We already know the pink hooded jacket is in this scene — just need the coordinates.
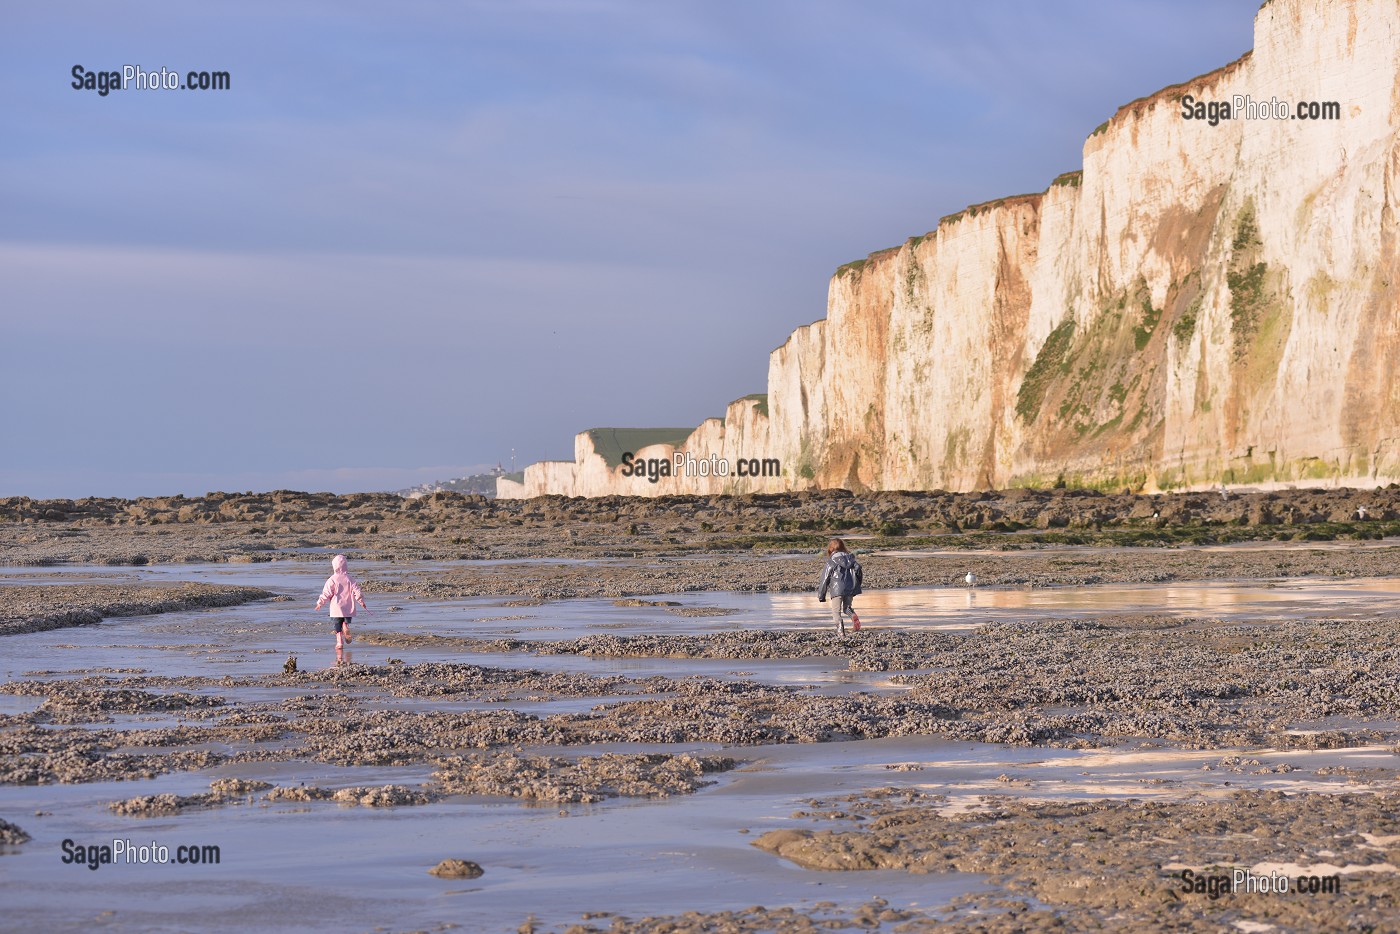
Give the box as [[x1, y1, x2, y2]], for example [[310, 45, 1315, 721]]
[[315, 554, 364, 618]]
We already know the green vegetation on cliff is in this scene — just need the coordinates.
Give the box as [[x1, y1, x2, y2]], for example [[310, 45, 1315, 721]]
[[1133, 295, 1163, 351], [1225, 201, 1293, 415], [1228, 205, 1272, 354], [1173, 296, 1202, 342], [586, 428, 696, 469], [1016, 272, 1185, 443], [1015, 317, 1076, 422], [740, 393, 769, 418], [835, 259, 867, 279]]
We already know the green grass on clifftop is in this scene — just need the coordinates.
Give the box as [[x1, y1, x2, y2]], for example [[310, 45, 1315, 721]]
[[739, 393, 770, 418], [586, 428, 696, 469]]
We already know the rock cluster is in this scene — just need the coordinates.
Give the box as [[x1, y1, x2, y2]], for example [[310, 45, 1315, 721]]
[[109, 778, 272, 816], [4, 486, 1400, 567], [0, 818, 30, 845], [330, 785, 435, 807], [432, 752, 736, 804], [108, 780, 435, 815], [0, 583, 275, 636], [753, 787, 1400, 932]]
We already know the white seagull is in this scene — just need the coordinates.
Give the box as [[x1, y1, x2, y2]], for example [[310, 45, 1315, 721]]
[[964, 572, 976, 587]]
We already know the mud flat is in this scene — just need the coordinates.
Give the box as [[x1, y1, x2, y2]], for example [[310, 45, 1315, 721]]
[[0, 582, 277, 636], [3, 527, 1400, 929], [11, 607, 1400, 764]]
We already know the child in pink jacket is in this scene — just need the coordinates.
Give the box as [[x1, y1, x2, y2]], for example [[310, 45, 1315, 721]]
[[315, 554, 367, 649]]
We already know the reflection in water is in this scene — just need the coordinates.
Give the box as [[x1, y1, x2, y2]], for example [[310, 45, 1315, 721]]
[[765, 578, 1400, 632], [6, 562, 1400, 688]]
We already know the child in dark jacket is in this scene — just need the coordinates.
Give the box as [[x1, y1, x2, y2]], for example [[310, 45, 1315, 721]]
[[817, 538, 863, 635]]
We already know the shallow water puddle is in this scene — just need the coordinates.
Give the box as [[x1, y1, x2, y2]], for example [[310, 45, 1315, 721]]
[[0, 747, 983, 933]]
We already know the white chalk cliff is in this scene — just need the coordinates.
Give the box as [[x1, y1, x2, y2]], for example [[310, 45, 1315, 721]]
[[500, 0, 1400, 500]]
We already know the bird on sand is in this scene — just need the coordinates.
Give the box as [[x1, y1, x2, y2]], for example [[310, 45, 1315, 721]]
[[964, 572, 976, 586]]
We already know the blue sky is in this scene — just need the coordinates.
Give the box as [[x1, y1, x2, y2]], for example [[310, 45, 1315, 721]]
[[1, 1, 1262, 498]]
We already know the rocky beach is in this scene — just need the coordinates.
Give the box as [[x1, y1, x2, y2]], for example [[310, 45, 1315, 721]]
[[2, 489, 1399, 931], [4, 484, 1399, 564], [12, 0, 1400, 929]]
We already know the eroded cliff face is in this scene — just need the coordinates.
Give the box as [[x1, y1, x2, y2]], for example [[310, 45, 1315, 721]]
[[501, 0, 1400, 500]]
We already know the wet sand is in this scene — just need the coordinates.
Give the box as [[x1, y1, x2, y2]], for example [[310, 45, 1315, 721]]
[[3, 502, 1400, 931]]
